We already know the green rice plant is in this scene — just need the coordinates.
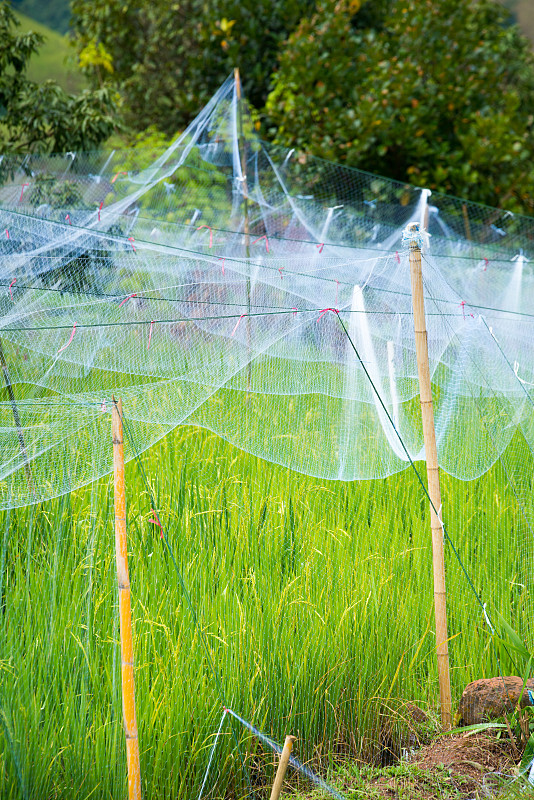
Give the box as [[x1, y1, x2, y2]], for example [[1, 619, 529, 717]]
[[0, 423, 531, 798]]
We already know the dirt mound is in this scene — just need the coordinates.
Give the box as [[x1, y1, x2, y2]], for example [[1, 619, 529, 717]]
[[410, 733, 516, 795], [364, 733, 517, 799]]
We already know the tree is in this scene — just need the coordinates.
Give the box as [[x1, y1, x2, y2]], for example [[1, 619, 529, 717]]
[[0, 1, 116, 153], [265, 0, 534, 213], [70, 0, 314, 135]]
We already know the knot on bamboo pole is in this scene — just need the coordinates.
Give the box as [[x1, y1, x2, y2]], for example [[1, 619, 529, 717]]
[[402, 221, 425, 249]]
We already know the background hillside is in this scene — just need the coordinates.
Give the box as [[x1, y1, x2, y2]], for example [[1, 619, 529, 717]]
[[10, 0, 70, 33], [11, 9, 85, 93], [515, 0, 534, 42]]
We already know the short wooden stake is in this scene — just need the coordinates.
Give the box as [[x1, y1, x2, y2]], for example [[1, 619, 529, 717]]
[[270, 735, 296, 800], [112, 398, 142, 800], [407, 234, 452, 730]]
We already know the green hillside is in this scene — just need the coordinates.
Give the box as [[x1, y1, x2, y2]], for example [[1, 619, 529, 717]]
[[516, 0, 534, 43], [13, 11, 86, 94], [10, 0, 70, 34]]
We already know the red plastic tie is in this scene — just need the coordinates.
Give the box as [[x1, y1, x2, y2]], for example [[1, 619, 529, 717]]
[[278, 266, 284, 280], [8, 278, 16, 301], [19, 183, 29, 202], [119, 293, 137, 308], [395, 251, 401, 264], [316, 243, 324, 253], [252, 235, 270, 253], [5, 229, 9, 239], [111, 171, 127, 184], [57, 322, 77, 354], [197, 225, 213, 248], [128, 237, 136, 252], [231, 314, 247, 336], [483, 258, 489, 271], [459, 301, 474, 320], [218, 257, 225, 275], [65, 214, 71, 225], [317, 307, 339, 321], [292, 307, 297, 315], [98, 201, 104, 222], [148, 320, 154, 350], [148, 511, 164, 539]]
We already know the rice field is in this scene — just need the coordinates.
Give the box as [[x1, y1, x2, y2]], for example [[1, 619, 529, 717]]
[[0, 423, 532, 799]]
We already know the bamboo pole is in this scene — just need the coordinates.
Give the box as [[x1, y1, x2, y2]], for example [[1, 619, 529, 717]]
[[405, 225, 452, 730], [234, 68, 252, 393], [112, 398, 142, 800], [0, 337, 33, 490], [462, 203, 472, 241], [270, 735, 296, 800]]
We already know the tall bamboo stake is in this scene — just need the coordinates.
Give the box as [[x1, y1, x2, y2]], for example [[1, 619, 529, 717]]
[[112, 398, 142, 800], [270, 735, 296, 800], [0, 337, 33, 490], [405, 224, 452, 730], [462, 203, 472, 241], [234, 68, 252, 392]]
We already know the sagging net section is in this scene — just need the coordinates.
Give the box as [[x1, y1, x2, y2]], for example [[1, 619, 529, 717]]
[[1, 78, 534, 509], [2, 73, 534, 797]]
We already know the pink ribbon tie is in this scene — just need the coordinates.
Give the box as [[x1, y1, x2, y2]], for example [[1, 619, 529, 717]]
[[58, 322, 77, 354], [119, 293, 137, 308], [8, 278, 16, 301], [252, 235, 270, 253], [316, 243, 324, 253], [231, 314, 247, 336], [149, 511, 164, 539], [148, 509, 163, 539], [197, 225, 213, 248], [317, 307, 339, 321], [19, 183, 29, 202], [111, 171, 127, 184]]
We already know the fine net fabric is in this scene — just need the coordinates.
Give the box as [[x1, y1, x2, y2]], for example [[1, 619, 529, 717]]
[[1, 76, 534, 509], [3, 75, 534, 800]]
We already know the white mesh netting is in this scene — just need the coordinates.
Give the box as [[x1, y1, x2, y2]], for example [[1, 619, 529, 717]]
[[0, 75, 534, 509]]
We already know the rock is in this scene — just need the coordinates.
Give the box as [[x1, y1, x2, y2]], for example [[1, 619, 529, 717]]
[[456, 677, 534, 726]]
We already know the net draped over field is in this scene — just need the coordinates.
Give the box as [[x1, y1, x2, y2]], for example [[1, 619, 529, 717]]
[[2, 74, 534, 800], [0, 76, 533, 508]]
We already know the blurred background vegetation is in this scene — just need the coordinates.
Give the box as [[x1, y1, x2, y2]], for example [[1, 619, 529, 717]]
[[2, 0, 534, 212]]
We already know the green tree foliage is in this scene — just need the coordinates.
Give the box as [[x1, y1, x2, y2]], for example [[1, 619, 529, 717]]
[[266, 0, 534, 212], [70, 0, 314, 134], [0, 1, 116, 153]]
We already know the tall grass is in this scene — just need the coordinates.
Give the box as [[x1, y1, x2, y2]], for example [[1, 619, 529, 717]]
[[0, 424, 532, 798]]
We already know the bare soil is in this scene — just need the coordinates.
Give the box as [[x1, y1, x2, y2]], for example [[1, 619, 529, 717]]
[[366, 733, 517, 799]]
